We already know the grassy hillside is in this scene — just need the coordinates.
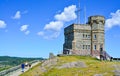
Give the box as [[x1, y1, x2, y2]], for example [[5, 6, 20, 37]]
[[20, 55, 120, 76]]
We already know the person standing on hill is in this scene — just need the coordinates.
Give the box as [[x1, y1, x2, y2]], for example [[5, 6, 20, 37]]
[[28, 64, 31, 68], [25, 62, 28, 67], [21, 63, 25, 72]]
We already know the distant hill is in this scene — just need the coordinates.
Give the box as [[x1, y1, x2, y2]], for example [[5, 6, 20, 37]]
[[20, 55, 120, 76], [0, 56, 44, 66]]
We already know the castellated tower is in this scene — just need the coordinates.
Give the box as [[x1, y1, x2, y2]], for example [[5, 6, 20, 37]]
[[88, 16, 105, 56], [63, 15, 105, 57]]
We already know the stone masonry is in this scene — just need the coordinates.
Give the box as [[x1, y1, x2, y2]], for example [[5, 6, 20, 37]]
[[63, 15, 105, 57]]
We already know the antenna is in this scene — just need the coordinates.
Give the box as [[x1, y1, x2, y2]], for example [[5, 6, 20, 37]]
[[77, 0, 80, 24], [84, 6, 86, 24]]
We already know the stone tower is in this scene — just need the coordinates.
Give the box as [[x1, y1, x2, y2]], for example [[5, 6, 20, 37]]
[[63, 15, 105, 57], [88, 16, 105, 56]]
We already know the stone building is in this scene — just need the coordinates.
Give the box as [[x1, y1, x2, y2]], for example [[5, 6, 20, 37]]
[[63, 15, 105, 57]]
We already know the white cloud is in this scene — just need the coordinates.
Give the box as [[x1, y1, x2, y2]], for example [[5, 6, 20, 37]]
[[44, 32, 60, 39], [20, 25, 29, 31], [38, 5, 77, 39], [50, 32, 60, 39], [37, 31, 44, 36], [55, 5, 77, 22], [40, 21, 63, 39], [105, 10, 120, 29], [37, 31, 60, 39], [12, 11, 21, 19], [0, 20, 6, 28], [25, 30, 30, 35], [44, 21, 63, 31], [20, 25, 30, 35]]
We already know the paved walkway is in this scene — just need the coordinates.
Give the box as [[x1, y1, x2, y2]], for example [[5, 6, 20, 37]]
[[5, 61, 40, 76]]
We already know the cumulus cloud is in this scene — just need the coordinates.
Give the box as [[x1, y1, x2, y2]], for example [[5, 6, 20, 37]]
[[37, 31, 44, 36], [44, 21, 63, 31], [38, 5, 77, 39], [44, 32, 60, 39], [37, 31, 60, 39], [12, 11, 21, 19], [20, 25, 29, 31], [50, 32, 60, 39], [20, 25, 30, 35], [55, 5, 77, 22], [0, 20, 6, 28], [105, 10, 120, 29]]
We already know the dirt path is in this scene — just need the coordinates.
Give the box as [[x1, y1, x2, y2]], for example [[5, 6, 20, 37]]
[[5, 61, 40, 76]]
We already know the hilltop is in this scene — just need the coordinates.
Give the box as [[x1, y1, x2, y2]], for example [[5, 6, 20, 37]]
[[20, 55, 120, 76]]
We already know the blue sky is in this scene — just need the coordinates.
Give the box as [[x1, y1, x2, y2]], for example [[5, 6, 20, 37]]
[[0, 0, 120, 58]]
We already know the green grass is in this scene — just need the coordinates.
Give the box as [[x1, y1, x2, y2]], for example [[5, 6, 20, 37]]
[[20, 55, 120, 76]]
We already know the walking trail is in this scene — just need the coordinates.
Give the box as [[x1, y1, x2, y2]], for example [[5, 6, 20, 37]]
[[5, 61, 40, 76]]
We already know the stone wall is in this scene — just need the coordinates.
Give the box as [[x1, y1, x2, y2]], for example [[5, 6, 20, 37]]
[[71, 50, 91, 56]]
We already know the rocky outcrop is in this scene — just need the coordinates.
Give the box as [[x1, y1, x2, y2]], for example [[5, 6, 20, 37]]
[[57, 61, 87, 69], [40, 57, 58, 72]]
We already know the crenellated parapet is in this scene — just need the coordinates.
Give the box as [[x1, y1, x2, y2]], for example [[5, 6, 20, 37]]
[[88, 15, 105, 24]]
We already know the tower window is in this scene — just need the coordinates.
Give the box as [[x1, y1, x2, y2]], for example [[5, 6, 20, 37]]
[[88, 45, 90, 49], [94, 35, 97, 39], [83, 45, 84, 49], [86, 45, 87, 49], [94, 45, 96, 50], [83, 34, 84, 38]]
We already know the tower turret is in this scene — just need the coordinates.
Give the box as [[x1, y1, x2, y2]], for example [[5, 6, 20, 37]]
[[88, 15, 105, 30], [88, 15, 105, 56]]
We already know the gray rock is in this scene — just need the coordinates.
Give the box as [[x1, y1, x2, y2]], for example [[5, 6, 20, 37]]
[[57, 61, 86, 69], [49, 53, 55, 59], [40, 57, 58, 73]]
